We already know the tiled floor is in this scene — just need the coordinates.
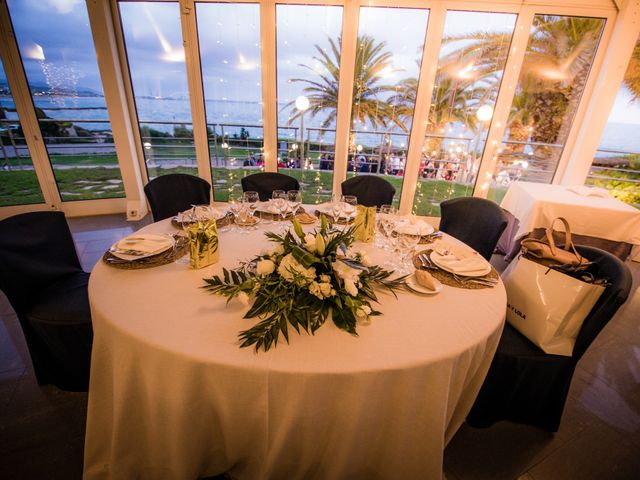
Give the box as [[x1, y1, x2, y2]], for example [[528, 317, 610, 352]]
[[0, 213, 638, 479]]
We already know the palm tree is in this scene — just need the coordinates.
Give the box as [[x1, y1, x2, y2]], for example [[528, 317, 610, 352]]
[[286, 35, 396, 131], [622, 38, 640, 102]]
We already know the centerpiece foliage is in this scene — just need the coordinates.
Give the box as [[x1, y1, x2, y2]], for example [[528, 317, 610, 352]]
[[203, 216, 406, 352]]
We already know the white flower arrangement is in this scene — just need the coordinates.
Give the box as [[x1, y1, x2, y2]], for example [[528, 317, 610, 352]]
[[203, 216, 406, 351]]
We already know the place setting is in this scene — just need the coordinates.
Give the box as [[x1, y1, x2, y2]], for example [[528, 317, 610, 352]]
[[102, 232, 188, 269], [412, 244, 499, 289]]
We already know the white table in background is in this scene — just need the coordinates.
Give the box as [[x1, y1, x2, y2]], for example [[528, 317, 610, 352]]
[[500, 181, 640, 261], [83, 213, 506, 480]]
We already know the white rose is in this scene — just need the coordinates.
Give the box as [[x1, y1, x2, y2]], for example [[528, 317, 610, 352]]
[[269, 244, 284, 258], [319, 282, 334, 297], [320, 274, 331, 283], [360, 254, 372, 267], [309, 281, 323, 299], [256, 259, 276, 276], [278, 253, 316, 285], [304, 233, 317, 253]]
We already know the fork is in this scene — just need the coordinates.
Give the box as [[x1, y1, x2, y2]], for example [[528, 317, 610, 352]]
[[109, 247, 148, 256]]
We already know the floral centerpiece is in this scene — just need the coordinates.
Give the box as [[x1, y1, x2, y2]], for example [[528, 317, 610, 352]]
[[203, 216, 406, 352]]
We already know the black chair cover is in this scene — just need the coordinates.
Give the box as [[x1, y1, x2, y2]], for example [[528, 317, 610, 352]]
[[0, 212, 92, 391], [439, 197, 509, 260], [341, 175, 396, 208], [467, 245, 632, 432], [144, 173, 211, 221], [241, 172, 300, 201]]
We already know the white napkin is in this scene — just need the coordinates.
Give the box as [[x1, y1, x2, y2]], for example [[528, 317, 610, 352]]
[[566, 186, 611, 198], [395, 219, 434, 235], [433, 253, 488, 274], [316, 202, 357, 218], [115, 235, 172, 254]]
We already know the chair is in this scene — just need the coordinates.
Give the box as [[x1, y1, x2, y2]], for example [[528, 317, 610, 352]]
[[0, 212, 93, 391], [144, 173, 211, 221], [467, 245, 632, 432], [241, 172, 300, 201], [439, 197, 509, 260], [341, 175, 396, 208]]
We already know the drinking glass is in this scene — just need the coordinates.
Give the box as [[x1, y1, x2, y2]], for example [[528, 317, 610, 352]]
[[341, 195, 357, 221], [287, 190, 302, 215], [272, 192, 289, 232], [379, 205, 396, 251], [227, 192, 244, 231], [243, 191, 259, 216], [330, 193, 343, 227], [397, 231, 421, 275]]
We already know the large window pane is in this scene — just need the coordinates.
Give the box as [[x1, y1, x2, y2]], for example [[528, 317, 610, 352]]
[[276, 4, 343, 204], [119, 1, 197, 179], [587, 34, 640, 209], [8, 0, 124, 202], [197, 2, 262, 201], [347, 6, 429, 208], [412, 11, 516, 216], [0, 58, 44, 206], [488, 14, 605, 203]]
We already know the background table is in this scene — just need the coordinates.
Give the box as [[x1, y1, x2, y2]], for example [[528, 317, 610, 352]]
[[500, 182, 640, 261], [84, 216, 506, 479]]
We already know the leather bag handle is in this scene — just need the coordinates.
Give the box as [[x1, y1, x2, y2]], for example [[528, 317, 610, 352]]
[[545, 217, 584, 262]]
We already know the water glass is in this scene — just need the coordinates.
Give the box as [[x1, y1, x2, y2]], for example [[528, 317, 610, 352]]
[[272, 192, 289, 231], [243, 191, 259, 215], [341, 195, 357, 220], [397, 231, 421, 275], [287, 190, 302, 215]]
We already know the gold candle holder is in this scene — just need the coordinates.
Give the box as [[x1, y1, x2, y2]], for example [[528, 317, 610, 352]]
[[187, 220, 219, 269], [354, 205, 376, 243]]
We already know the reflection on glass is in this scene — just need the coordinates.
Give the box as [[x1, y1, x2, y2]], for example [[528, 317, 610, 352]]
[[587, 34, 640, 208], [119, 1, 197, 179], [0, 58, 44, 206], [197, 2, 262, 201], [276, 4, 343, 204], [412, 11, 516, 216], [348, 6, 429, 208], [488, 14, 605, 203], [7, 0, 124, 202]]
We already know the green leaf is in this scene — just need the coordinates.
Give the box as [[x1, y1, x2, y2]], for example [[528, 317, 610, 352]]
[[291, 245, 320, 268]]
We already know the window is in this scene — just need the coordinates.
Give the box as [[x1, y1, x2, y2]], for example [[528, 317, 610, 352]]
[[488, 14, 605, 203], [196, 2, 262, 201], [587, 34, 640, 208], [412, 10, 516, 216], [276, 4, 344, 204], [119, 1, 197, 179], [0, 57, 44, 206], [8, 0, 124, 201]]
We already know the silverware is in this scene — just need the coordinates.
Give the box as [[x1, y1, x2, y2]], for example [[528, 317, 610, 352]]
[[109, 248, 148, 256], [451, 273, 498, 287]]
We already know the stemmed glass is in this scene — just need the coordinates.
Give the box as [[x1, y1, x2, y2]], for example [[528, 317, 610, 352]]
[[379, 205, 396, 251], [341, 195, 357, 222], [227, 192, 244, 231], [397, 231, 421, 275], [330, 193, 343, 227], [243, 191, 259, 216], [272, 191, 289, 232], [287, 190, 302, 216]]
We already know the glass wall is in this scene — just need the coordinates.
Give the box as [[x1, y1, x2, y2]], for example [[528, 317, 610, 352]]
[[276, 4, 343, 204], [7, 0, 124, 202], [196, 2, 262, 201], [346, 6, 430, 208], [0, 58, 44, 206], [488, 14, 605, 203], [587, 34, 640, 209], [119, 1, 197, 179], [412, 10, 516, 216]]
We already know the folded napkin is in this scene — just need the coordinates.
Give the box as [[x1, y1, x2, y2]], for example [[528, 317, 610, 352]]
[[316, 202, 357, 218], [433, 253, 488, 274], [395, 219, 434, 236], [566, 186, 611, 198], [115, 235, 172, 254]]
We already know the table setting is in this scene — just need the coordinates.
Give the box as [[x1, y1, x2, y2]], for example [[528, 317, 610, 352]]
[[85, 191, 507, 480]]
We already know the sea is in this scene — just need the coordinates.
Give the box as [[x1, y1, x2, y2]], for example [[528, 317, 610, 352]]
[[1, 95, 638, 155]]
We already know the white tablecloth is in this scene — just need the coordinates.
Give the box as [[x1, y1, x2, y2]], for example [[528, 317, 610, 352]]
[[500, 181, 640, 245], [84, 215, 506, 480]]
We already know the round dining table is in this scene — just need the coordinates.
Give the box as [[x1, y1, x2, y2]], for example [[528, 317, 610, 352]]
[[83, 209, 506, 480]]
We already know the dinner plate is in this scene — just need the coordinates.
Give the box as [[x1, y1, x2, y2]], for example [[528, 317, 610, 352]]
[[406, 274, 443, 295], [430, 251, 492, 277], [109, 234, 174, 261], [393, 220, 435, 236]]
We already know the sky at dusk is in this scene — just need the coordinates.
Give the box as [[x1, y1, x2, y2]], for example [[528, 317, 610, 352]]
[[3, 0, 639, 130]]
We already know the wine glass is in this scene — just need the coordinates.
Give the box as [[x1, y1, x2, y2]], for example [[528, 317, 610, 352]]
[[379, 205, 397, 251], [272, 192, 289, 231], [287, 190, 302, 216], [397, 231, 421, 275], [330, 193, 343, 227], [341, 195, 357, 221], [227, 192, 244, 231], [243, 191, 259, 216]]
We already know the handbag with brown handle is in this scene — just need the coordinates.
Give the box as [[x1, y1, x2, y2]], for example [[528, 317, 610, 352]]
[[521, 217, 587, 267]]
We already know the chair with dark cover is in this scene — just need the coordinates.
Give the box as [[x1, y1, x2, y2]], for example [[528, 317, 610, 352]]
[[467, 245, 632, 432], [439, 197, 509, 260], [0, 212, 93, 391], [341, 175, 396, 208], [144, 173, 212, 221], [241, 172, 300, 201]]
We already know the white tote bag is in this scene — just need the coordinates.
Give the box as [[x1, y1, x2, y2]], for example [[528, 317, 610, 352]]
[[502, 256, 605, 356]]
